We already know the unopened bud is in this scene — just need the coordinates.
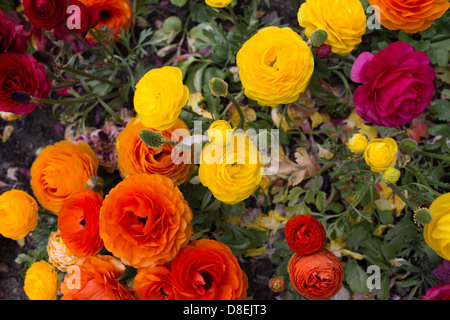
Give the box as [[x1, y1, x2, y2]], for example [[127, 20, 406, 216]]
[[309, 29, 328, 47], [316, 44, 332, 59], [32, 50, 55, 67], [10, 91, 31, 105], [139, 129, 166, 150], [413, 207, 433, 227], [209, 78, 229, 97], [269, 276, 285, 293], [383, 167, 400, 184], [399, 138, 418, 155]]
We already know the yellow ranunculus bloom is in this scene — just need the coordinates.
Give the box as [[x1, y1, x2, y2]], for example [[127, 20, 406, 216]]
[[199, 132, 264, 204], [47, 230, 79, 272], [364, 137, 398, 172], [298, 0, 366, 56], [0, 190, 38, 240], [134, 66, 189, 131], [205, 0, 232, 8], [236, 26, 314, 107], [424, 193, 450, 260], [207, 120, 233, 146], [24, 261, 60, 300], [347, 133, 368, 154]]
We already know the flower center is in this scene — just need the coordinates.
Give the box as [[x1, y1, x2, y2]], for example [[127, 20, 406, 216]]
[[192, 271, 213, 295], [99, 10, 112, 22]]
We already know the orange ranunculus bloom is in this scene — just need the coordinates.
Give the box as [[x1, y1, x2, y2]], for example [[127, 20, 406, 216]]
[[116, 117, 194, 185], [369, 0, 450, 33], [171, 239, 248, 300], [287, 248, 344, 300], [30, 141, 98, 214], [58, 189, 104, 257], [60, 255, 134, 300], [78, 0, 133, 41], [99, 174, 193, 268], [132, 264, 174, 300]]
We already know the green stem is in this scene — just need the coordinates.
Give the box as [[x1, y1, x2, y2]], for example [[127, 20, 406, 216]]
[[59, 65, 120, 87], [33, 92, 120, 106], [226, 93, 245, 129], [405, 163, 441, 197], [388, 183, 418, 212], [415, 150, 450, 162]]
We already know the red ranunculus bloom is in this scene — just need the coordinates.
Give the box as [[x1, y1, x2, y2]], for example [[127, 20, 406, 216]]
[[0, 10, 27, 53], [421, 283, 450, 300], [0, 52, 52, 114], [23, 0, 68, 30], [351, 42, 435, 128], [285, 214, 326, 255]]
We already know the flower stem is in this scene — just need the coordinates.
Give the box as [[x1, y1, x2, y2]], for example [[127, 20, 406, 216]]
[[59, 65, 120, 87], [227, 93, 245, 129], [415, 150, 450, 162], [388, 183, 418, 212], [32, 92, 120, 106]]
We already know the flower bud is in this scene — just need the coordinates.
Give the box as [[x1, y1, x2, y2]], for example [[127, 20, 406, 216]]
[[209, 78, 229, 97], [398, 138, 418, 155], [139, 129, 166, 150], [32, 50, 55, 67], [383, 167, 400, 184], [414, 207, 433, 227], [309, 29, 328, 47], [10, 91, 31, 105], [316, 44, 332, 59], [269, 276, 285, 293]]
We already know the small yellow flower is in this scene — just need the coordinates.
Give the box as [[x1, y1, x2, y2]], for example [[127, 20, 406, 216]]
[[424, 193, 450, 260], [24, 261, 60, 300], [346, 133, 368, 154], [364, 137, 398, 172], [47, 230, 79, 272], [205, 0, 232, 8], [383, 167, 401, 184], [0, 190, 38, 240], [207, 120, 233, 146]]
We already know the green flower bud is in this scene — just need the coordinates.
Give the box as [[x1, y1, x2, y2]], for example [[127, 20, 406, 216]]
[[139, 129, 166, 150], [209, 78, 229, 97], [383, 167, 400, 184], [398, 138, 418, 155], [413, 207, 433, 227], [309, 29, 328, 47]]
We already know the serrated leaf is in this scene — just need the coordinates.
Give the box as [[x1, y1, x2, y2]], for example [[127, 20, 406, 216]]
[[344, 260, 369, 294]]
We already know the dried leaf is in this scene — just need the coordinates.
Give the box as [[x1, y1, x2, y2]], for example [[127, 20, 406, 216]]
[[1, 125, 14, 143]]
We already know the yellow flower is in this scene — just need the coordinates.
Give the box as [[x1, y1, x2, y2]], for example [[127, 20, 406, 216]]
[[424, 193, 450, 260], [134, 66, 189, 130], [0, 190, 38, 240], [207, 120, 233, 146], [383, 167, 400, 184], [47, 230, 79, 272], [245, 209, 287, 235], [236, 26, 314, 107], [364, 137, 398, 172], [24, 261, 60, 300], [298, 0, 366, 55], [199, 132, 264, 204], [347, 133, 368, 154], [205, 0, 232, 8]]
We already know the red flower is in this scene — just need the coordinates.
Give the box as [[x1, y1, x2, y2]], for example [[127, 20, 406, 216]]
[[288, 248, 344, 300], [284, 214, 326, 255], [65, 0, 99, 35], [0, 52, 52, 114], [421, 283, 450, 300], [58, 189, 104, 257], [132, 265, 174, 300], [0, 11, 27, 53], [23, 0, 68, 30]]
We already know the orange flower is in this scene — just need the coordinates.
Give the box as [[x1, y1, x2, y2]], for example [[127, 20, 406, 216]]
[[58, 189, 104, 257], [116, 117, 194, 185], [99, 174, 193, 268], [369, 0, 450, 33], [30, 141, 98, 214], [78, 0, 133, 41], [171, 239, 248, 300], [287, 248, 344, 300], [60, 255, 134, 300], [132, 264, 174, 300]]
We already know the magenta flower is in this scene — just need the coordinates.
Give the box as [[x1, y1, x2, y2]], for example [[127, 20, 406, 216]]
[[421, 283, 450, 300], [0, 10, 28, 53], [351, 42, 435, 128]]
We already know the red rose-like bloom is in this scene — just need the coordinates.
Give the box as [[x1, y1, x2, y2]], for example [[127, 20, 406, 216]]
[[23, 0, 68, 30], [65, 0, 99, 35], [287, 248, 344, 300], [285, 214, 326, 255], [58, 189, 104, 257], [99, 174, 193, 268], [0, 53, 51, 114], [60, 255, 135, 300], [0, 11, 27, 53], [132, 265, 174, 300], [351, 42, 435, 127], [421, 283, 450, 300], [171, 239, 248, 300]]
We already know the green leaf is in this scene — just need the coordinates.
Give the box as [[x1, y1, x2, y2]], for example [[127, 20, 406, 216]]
[[170, 0, 187, 7], [429, 100, 450, 121], [344, 260, 369, 294]]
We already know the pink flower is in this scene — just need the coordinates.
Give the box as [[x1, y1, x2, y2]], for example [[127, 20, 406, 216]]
[[351, 42, 435, 128], [0, 10, 27, 53], [421, 283, 450, 300]]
